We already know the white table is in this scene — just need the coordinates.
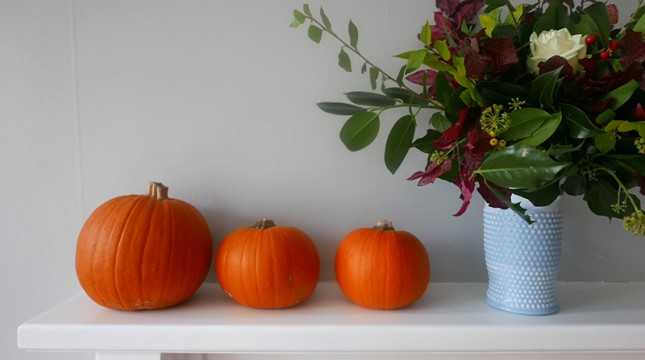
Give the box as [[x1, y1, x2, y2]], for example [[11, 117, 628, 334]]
[[17, 281, 645, 360]]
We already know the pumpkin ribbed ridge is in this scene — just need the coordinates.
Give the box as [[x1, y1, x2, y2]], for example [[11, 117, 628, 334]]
[[75, 183, 212, 311], [215, 220, 320, 309], [335, 222, 430, 310]]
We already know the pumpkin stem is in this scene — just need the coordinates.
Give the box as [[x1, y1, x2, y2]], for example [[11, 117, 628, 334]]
[[374, 220, 395, 231], [148, 182, 169, 201], [253, 218, 276, 229]]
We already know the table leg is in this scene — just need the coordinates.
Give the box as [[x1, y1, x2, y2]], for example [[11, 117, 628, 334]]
[[95, 352, 161, 360]]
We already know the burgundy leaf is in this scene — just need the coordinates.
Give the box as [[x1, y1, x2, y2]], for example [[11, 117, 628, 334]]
[[464, 50, 491, 79], [538, 56, 574, 78], [620, 29, 645, 69], [408, 159, 454, 186], [616, 62, 644, 88], [579, 58, 598, 76], [433, 108, 469, 149], [453, 127, 486, 216], [480, 38, 519, 74], [638, 175, 645, 196], [453, 0, 485, 26], [406, 70, 437, 85], [436, 0, 460, 16], [431, 12, 455, 41]]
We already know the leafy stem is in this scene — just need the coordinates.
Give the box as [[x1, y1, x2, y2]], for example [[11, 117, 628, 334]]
[[596, 165, 641, 214], [504, 0, 520, 27], [300, 10, 443, 109]]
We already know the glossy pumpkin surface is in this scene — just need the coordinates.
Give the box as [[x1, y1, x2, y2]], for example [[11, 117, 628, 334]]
[[215, 219, 320, 309], [335, 220, 430, 309], [75, 182, 213, 310]]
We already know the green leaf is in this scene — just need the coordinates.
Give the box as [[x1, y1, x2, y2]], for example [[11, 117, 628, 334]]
[[425, 60, 456, 72], [412, 129, 442, 153], [530, 67, 561, 107], [584, 179, 625, 219], [302, 4, 312, 17], [434, 40, 451, 61], [385, 115, 416, 174], [382, 87, 428, 105], [339, 112, 380, 151], [634, 8, 645, 33], [348, 20, 359, 49], [609, 154, 645, 173], [504, 108, 552, 141], [480, 14, 497, 37], [595, 108, 616, 125], [595, 132, 616, 153], [317, 102, 365, 115], [485, 0, 508, 12], [511, 179, 562, 207], [320, 7, 332, 30], [393, 50, 415, 60], [618, 121, 645, 137], [574, 13, 600, 41], [434, 72, 452, 107], [396, 65, 406, 86], [603, 80, 638, 111], [419, 21, 432, 46], [290, 10, 306, 28], [369, 67, 379, 90], [513, 112, 562, 147], [483, 180, 534, 224], [431, 112, 452, 132], [475, 147, 570, 189], [308, 25, 323, 43], [406, 49, 427, 74], [560, 104, 603, 139], [361, 63, 367, 74], [563, 174, 587, 196], [606, 120, 645, 137], [534, 0, 574, 34], [345, 91, 396, 107], [491, 24, 518, 39], [338, 48, 351, 72], [583, 2, 609, 43], [478, 81, 530, 105]]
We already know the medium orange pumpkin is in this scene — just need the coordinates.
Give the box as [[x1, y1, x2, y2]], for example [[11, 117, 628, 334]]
[[215, 219, 320, 309], [75, 182, 213, 310], [335, 220, 430, 309]]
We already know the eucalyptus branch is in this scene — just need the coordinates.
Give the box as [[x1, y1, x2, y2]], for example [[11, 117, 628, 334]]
[[303, 14, 444, 110]]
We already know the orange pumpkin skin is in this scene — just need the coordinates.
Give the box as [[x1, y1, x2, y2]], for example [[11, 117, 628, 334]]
[[75, 182, 213, 311], [335, 221, 430, 310], [215, 219, 320, 309]]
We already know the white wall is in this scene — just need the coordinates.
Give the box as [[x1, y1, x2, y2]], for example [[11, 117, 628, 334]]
[[2, 1, 642, 359]]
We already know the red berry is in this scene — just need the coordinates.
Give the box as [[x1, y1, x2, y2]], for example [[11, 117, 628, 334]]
[[585, 35, 596, 45], [608, 40, 620, 51], [600, 50, 611, 60]]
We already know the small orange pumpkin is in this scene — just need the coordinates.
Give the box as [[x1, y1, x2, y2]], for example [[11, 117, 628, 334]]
[[335, 220, 430, 309], [75, 182, 213, 310], [215, 219, 320, 309]]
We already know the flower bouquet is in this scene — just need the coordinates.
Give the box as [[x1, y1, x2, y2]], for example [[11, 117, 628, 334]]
[[292, 0, 645, 236]]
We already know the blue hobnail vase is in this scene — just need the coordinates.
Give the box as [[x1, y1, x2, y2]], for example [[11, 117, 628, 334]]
[[483, 195, 564, 316]]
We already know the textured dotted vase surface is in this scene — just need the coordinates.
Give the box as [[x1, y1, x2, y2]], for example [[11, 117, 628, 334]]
[[483, 196, 564, 316]]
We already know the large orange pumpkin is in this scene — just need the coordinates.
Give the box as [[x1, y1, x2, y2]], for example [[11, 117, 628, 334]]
[[75, 182, 213, 310], [215, 219, 320, 309], [335, 220, 430, 309]]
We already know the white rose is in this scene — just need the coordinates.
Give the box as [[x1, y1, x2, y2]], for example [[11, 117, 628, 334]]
[[527, 28, 587, 75]]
